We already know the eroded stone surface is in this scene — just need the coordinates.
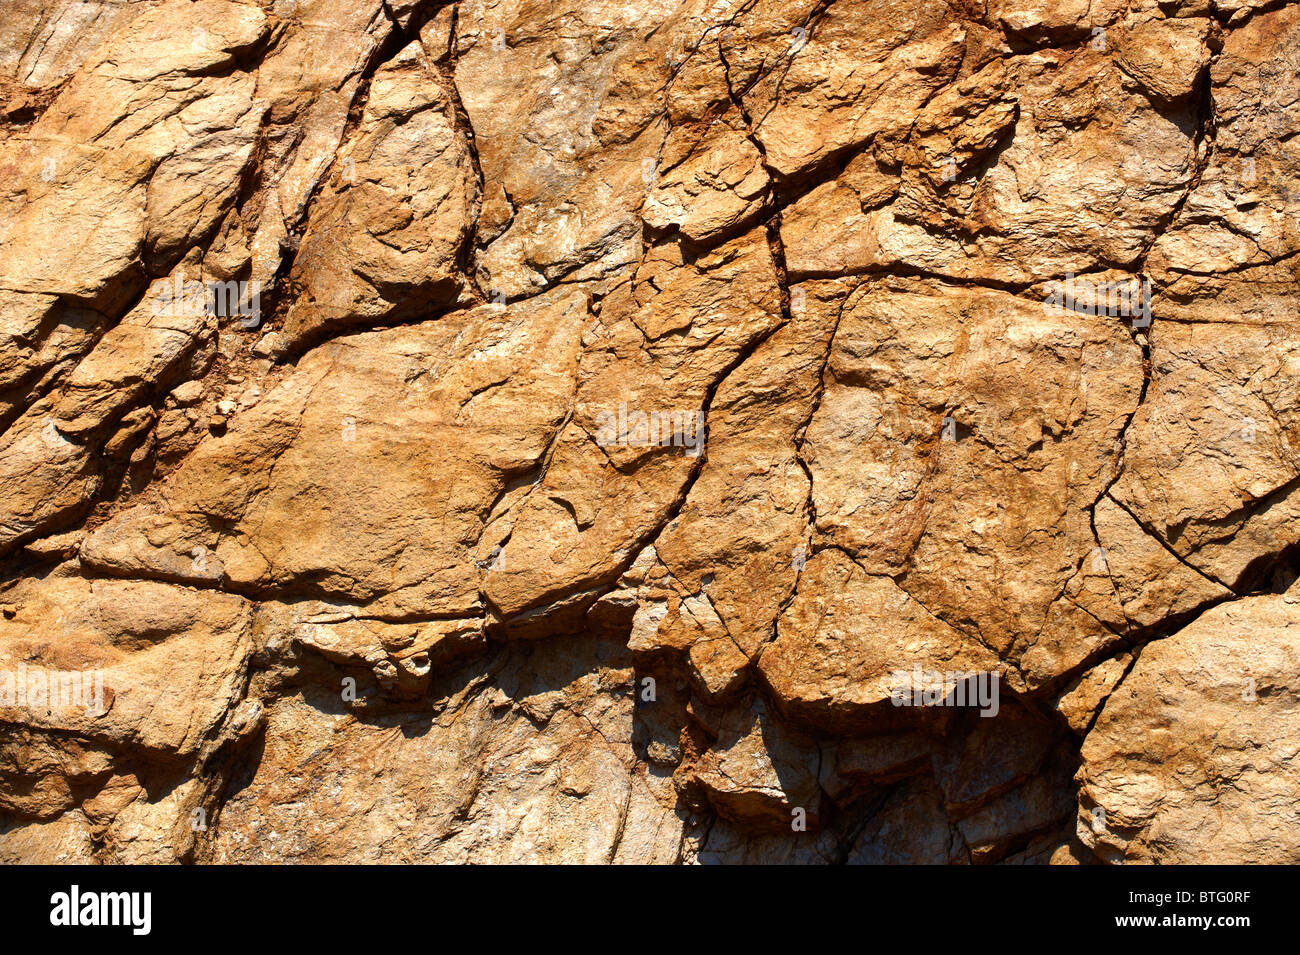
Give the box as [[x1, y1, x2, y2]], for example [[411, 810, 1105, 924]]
[[1, 0, 1298, 866], [1077, 593, 1300, 864]]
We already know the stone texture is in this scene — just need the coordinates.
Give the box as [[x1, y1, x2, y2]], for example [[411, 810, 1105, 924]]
[[759, 549, 1006, 734], [209, 634, 684, 864], [81, 287, 588, 618], [1, 0, 1298, 866], [0, 572, 253, 831], [1077, 593, 1300, 864], [800, 276, 1141, 689], [277, 37, 476, 351]]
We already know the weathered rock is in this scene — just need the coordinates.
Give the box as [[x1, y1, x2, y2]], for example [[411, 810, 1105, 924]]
[[278, 39, 476, 350], [0, 572, 253, 822], [1149, 5, 1300, 324], [780, 19, 1203, 285], [801, 277, 1141, 689], [1077, 593, 1300, 863], [847, 775, 961, 865], [691, 699, 821, 830], [1, 0, 1298, 867], [209, 634, 684, 864], [634, 287, 837, 697], [82, 288, 588, 617], [483, 228, 782, 625], [759, 549, 1006, 734]]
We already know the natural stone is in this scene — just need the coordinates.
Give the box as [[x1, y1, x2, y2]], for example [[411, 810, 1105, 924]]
[[1, 0, 1296, 867]]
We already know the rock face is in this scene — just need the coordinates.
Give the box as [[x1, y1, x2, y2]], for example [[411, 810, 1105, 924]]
[[0, 0, 1297, 865]]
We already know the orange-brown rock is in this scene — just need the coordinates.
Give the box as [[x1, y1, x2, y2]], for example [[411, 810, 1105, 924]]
[[1, 0, 1297, 867]]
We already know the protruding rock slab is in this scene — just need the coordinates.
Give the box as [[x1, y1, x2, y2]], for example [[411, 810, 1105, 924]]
[[1077, 593, 1300, 864], [759, 549, 1006, 735], [82, 289, 589, 617]]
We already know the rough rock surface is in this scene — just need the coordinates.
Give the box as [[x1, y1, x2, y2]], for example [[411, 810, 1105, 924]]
[[1, 0, 1298, 864]]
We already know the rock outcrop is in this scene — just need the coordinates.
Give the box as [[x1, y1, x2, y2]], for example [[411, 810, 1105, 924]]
[[1, 0, 1297, 864]]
